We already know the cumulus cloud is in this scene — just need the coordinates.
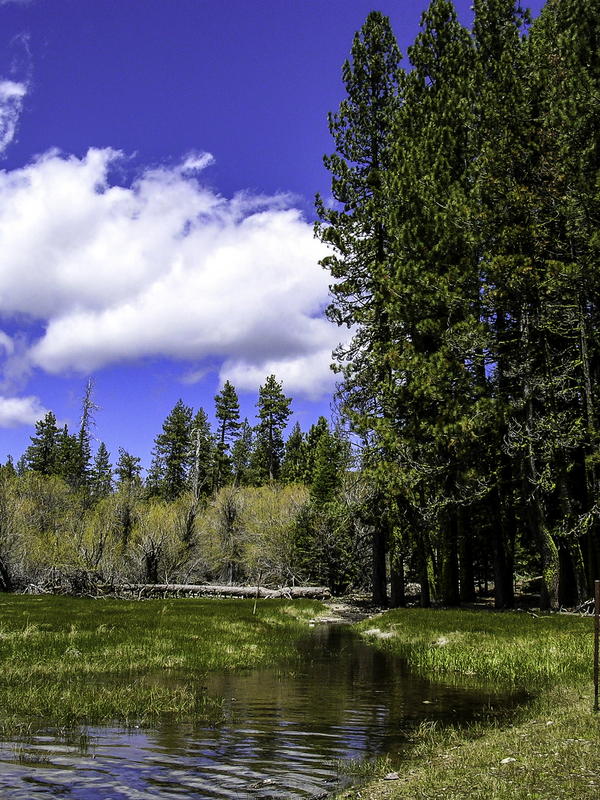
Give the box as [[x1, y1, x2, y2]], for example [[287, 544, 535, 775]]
[[0, 79, 27, 155], [0, 394, 49, 428], [0, 148, 346, 402]]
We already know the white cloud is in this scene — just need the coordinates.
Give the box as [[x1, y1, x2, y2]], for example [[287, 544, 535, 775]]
[[0, 79, 27, 155], [221, 345, 340, 402], [0, 330, 13, 355], [0, 148, 347, 400], [180, 151, 215, 174], [0, 395, 49, 428]]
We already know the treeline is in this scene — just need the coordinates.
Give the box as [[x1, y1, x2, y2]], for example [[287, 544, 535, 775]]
[[316, 0, 600, 609], [0, 376, 374, 594]]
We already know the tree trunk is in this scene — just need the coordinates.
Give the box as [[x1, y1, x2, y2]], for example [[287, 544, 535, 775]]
[[372, 520, 387, 606], [389, 543, 405, 608], [493, 463, 515, 609], [458, 508, 476, 603], [440, 509, 460, 606]]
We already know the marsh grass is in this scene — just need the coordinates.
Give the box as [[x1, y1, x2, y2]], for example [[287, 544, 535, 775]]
[[0, 595, 323, 730], [338, 608, 600, 800], [357, 608, 593, 689]]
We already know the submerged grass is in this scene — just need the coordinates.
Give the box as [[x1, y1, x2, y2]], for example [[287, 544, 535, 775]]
[[0, 594, 323, 729], [338, 608, 600, 800]]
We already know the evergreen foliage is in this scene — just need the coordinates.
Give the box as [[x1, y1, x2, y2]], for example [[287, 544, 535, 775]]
[[214, 380, 241, 490], [316, 0, 600, 607], [24, 412, 61, 476], [148, 399, 193, 502], [90, 442, 113, 500], [254, 375, 292, 481]]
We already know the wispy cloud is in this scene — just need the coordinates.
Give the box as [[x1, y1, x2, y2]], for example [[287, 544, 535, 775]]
[[0, 148, 346, 408], [180, 151, 215, 174], [0, 79, 27, 155]]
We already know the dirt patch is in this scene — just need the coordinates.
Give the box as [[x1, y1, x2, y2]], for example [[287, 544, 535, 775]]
[[316, 595, 386, 624]]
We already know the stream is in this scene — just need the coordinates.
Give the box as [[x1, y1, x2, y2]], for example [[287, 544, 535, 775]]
[[0, 624, 527, 799]]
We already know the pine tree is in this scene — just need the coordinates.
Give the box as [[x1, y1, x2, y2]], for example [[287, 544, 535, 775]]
[[189, 408, 215, 500], [148, 399, 193, 501], [389, 0, 479, 607], [114, 447, 143, 547], [310, 427, 347, 507], [90, 442, 113, 499], [24, 412, 61, 476], [315, 11, 403, 604], [57, 424, 81, 488], [115, 447, 143, 486], [302, 417, 330, 486], [231, 418, 253, 487], [280, 422, 305, 485], [255, 375, 292, 481], [214, 380, 241, 490]]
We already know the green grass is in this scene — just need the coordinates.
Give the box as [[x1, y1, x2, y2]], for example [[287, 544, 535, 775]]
[[0, 594, 323, 729], [337, 608, 600, 800], [356, 608, 594, 689]]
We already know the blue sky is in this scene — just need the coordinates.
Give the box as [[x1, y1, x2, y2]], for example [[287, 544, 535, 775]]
[[0, 0, 545, 471]]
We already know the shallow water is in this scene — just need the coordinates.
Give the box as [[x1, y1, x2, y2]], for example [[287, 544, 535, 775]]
[[0, 624, 526, 799]]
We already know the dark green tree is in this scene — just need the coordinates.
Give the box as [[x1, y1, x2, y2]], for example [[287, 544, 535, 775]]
[[255, 375, 292, 481], [90, 442, 113, 500], [24, 412, 61, 476], [114, 447, 143, 547], [115, 447, 143, 486], [189, 408, 215, 500], [214, 380, 241, 490], [280, 422, 305, 485], [148, 399, 193, 501], [315, 10, 404, 605], [57, 424, 82, 488], [231, 418, 253, 486]]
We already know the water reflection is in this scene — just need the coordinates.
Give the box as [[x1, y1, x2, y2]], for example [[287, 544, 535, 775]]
[[0, 624, 527, 799]]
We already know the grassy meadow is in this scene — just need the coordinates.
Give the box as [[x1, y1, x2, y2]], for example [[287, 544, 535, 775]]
[[0, 594, 323, 730], [337, 608, 600, 800], [3, 594, 600, 798]]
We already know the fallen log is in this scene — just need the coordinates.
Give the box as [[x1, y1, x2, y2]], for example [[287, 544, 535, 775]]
[[108, 583, 331, 600]]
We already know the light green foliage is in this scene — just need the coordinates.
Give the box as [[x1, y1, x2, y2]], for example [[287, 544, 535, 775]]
[[242, 484, 310, 584], [197, 484, 309, 585]]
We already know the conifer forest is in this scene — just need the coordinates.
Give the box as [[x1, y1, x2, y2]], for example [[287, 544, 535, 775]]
[[1, 0, 600, 611]]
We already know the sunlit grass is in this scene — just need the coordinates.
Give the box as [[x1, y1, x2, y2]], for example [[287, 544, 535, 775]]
[[0, 595, 323, 729], [339, 608, 600, 800], [356, 608, 593, 689]]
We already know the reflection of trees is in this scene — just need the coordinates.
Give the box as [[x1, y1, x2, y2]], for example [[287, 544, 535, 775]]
[[144, 627, 525, 795]]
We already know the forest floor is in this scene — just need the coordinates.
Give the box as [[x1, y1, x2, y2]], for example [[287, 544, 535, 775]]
[[327, 599, 600, 800]]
